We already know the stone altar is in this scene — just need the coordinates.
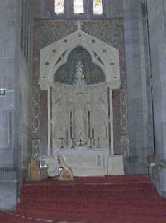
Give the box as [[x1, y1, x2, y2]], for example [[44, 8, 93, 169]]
[[40, 24, 124, 176]]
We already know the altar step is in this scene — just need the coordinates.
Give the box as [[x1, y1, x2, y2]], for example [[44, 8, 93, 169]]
[[0, 176, 166, 223], [21, 176, 158, 198]]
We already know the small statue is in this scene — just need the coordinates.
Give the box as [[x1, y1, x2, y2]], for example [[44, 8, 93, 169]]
[[57, 155, 74, 181], [75, 60, 86, 87]]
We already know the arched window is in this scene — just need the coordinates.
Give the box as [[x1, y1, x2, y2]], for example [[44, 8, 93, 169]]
[[74, 0, 84, 14], [54, 0, 64, 14], [54, 0, 104, 16], [93, 0, 103, 15]]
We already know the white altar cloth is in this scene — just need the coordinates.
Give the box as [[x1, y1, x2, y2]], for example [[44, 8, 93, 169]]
[[53, 147, 108, 176]]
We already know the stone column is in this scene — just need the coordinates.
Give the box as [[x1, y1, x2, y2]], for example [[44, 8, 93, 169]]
[[40, 90, 48, 156], [147, 0, 166, 197], [48, 86, 51, 155], [0, 0, 18, 210], [123, 0, 154, 174], [107, 87, 114, 156]]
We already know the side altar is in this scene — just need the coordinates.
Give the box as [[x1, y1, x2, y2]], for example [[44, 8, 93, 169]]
[[39, 22, 124, 176]]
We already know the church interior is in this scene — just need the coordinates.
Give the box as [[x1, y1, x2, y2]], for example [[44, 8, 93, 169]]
[[0, 0, 166, 222]]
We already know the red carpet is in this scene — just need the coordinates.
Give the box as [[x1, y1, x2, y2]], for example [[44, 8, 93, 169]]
[[0, 176, 166, 223]]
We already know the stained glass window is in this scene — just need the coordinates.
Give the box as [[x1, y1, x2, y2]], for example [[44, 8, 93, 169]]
[[74, 0, 84, 14], [93, 0, 103, 15], [54, 0, 64, 14]]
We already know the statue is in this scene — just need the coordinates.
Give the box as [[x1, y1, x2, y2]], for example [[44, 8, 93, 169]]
[[45, 155, 73, 180], [75, 60, 86, 88], [57, 155, 74, 181]]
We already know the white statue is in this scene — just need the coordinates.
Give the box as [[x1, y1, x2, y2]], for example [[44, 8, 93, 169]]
[[57, 155, 74, 181], [75, 60, 86, 87]]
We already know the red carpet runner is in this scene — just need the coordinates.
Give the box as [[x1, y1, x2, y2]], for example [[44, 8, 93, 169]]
[[0, 176, 166, 223]]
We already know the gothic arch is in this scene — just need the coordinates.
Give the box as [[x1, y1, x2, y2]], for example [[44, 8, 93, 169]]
[[40, 27, 121, 90], [54, 46, 106, 85]]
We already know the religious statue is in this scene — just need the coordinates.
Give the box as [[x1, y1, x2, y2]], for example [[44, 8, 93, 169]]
[[57, 155, 74, 181], [75, 60, 86, 87]]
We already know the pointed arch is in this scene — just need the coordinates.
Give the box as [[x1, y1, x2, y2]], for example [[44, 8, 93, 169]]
[[54, 46, 105, 85], [40, 29, 120, 90]]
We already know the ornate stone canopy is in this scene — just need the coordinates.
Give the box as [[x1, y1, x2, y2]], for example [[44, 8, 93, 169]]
[[40, 25, 120, 89]]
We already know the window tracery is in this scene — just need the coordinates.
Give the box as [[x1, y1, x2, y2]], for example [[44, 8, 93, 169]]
[[54, 0, 104, 16]]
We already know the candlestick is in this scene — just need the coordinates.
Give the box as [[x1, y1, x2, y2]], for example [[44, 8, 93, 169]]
[[92, 128, 94, 139]]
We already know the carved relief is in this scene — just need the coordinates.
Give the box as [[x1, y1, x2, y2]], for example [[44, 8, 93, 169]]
[[32, 139, 40, 160]]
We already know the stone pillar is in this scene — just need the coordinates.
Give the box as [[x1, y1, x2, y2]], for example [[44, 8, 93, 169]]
[[40, 90, 48, 156], [107, 86, 114, 156], [0, 0, 18, 210], [123, 0, 154, 174], [147, 0, 166, 197]]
